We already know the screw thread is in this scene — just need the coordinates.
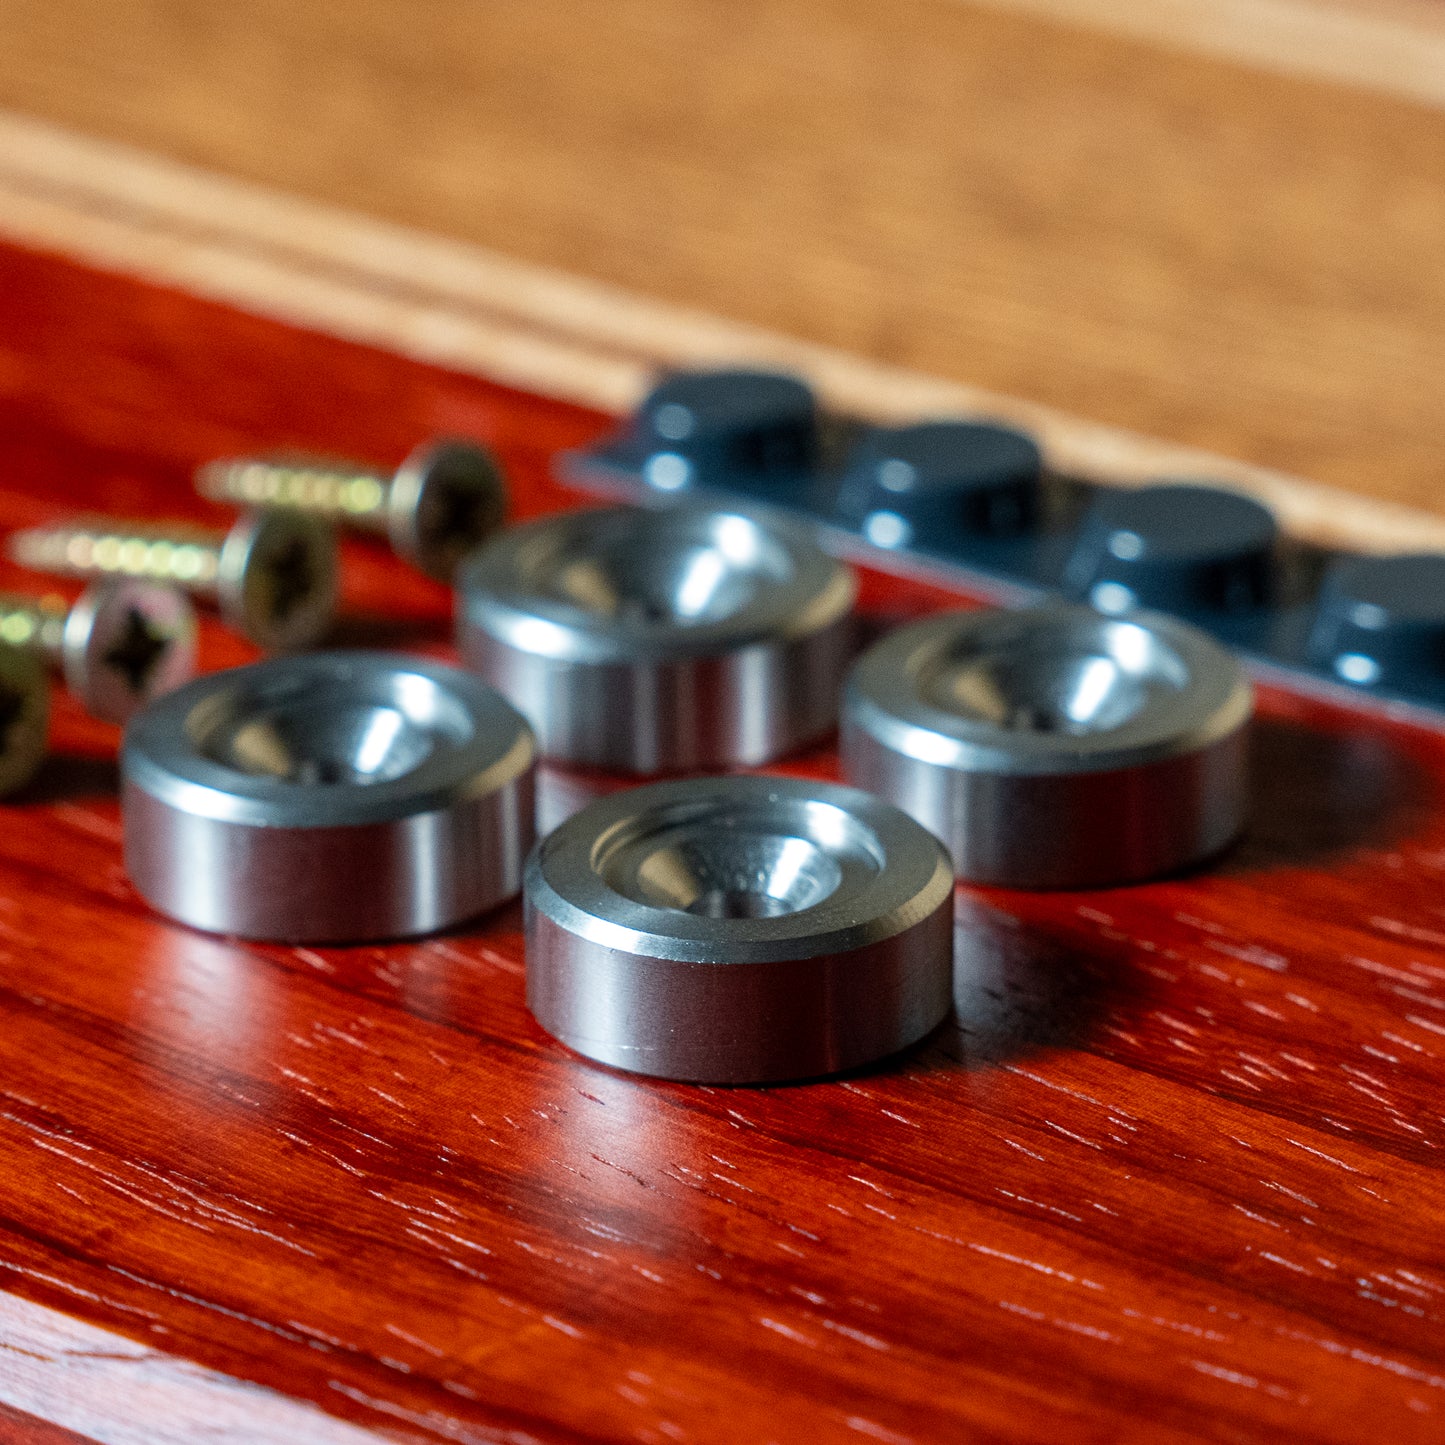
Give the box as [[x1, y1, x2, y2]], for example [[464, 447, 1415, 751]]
[[0, 594, 68, 665], [8, 522, 225, 597], [197, 458, 391, 531]]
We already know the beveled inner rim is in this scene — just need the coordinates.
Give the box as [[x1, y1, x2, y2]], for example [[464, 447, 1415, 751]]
[[593, 797, 884, 919], [520, 510, 794, 628], [187, 669, 475, 787], [918, 616, 1189, 736]]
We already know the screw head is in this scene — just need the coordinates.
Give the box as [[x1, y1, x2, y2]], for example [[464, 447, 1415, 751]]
[[0, 644, 49, 797], [217, 510, 339, 651], [388, 439, 505, 581], [61, 580, 198, 724]]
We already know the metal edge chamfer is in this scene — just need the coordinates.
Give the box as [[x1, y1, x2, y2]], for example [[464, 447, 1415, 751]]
[[216, 510, 340, 653], [122, 651, 536, 942], [457, 503, 857, 773], [842, 602, 1253, 889], [388, 439, 507, 581], [62, 581, 198, 725], [524, 774, 955, 1083], [0, 645, 50, 798]]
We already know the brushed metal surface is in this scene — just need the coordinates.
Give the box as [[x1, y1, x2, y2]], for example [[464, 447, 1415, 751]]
[[842, 603, 1252, 888], [525, 774, 954, 1083], [123, 651, 535, 941], [457, 504, 855, 772]]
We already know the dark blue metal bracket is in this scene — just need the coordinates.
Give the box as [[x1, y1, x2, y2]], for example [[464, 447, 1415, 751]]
[[560, 367, 1445, 719]]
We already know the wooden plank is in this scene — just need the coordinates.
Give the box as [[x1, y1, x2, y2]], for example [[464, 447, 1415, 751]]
[[1, 235, 1445, 1443], [0, 1, 1441, 517], [0, 1295, 394, 1444], [1, 110, 1442, 559], [0, 1399, 96, 1445], [968, 0, 1445, 108]]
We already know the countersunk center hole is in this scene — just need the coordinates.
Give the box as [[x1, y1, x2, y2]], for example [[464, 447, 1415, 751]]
[[540, 515, 791, 627], [204, 702, 436, 785], [635, 833, 842, 917], [593, 798, 883, 921], [922, 622, 1187, 736]]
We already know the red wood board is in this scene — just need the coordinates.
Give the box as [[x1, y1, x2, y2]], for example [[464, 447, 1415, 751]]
[[1, 241, 1444, 1443]]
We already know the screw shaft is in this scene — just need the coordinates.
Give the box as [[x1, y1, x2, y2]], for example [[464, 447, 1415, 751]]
[[8, 522, 225, 599], [0, 594, 69, 666], [197, 458, 391, 533]]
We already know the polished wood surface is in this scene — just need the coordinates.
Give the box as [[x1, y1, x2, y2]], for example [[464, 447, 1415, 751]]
[[0, 1407, 88, 1445], [3, 239, 1445, 1442], [1, 0, 1443, 524]]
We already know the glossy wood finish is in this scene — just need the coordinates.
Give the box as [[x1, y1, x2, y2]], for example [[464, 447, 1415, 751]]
[[5, 240, 1445, 1442], [3, 0, 1445, 520], [0, 1405, 90, 1445]]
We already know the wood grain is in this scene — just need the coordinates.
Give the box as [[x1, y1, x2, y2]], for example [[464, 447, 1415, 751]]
[[0, 1401, 93, 1445], [3, 108, 1443, 560], [971, 0, 1445, 107], [0, 0, 1442, 523], [0, 1293, 386, 1445], [4, 239, 1445, 1442]]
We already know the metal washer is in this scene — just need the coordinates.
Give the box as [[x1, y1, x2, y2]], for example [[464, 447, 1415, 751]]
[[525, 774, 955, 1083], [456, 504, 855, 772], [842, 603, 1252, 889], [123, 651, 536, 941]]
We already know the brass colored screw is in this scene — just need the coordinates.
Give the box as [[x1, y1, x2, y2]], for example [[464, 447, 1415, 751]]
[[196, 438, 505, 581], [0, 581, 197, 724], [8, 512, 338, 652], [0, 643, 49, 797]]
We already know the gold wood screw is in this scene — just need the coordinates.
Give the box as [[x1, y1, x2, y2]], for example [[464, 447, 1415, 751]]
[[0, 582, 197, 724], [0, 642, 49, 797], [196, 438, 505, 581], [8, 512, 338, 653]]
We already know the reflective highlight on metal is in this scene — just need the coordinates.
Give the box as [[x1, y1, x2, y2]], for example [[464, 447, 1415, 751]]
[[525, 774, 955, 1083], [457, 504, 856, 772], [842, 603, 1252, 889], [123, 652, 536, 941]]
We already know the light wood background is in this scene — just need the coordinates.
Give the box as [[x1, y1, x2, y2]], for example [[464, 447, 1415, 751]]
[[0, 0, 1442, 517]]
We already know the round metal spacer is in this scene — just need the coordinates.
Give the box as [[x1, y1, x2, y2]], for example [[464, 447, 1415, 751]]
[[842, 603, 1252, 889], [525, 774, 955, 1083], [122, 651, 536, 941], [456, 504, 856, 772]]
